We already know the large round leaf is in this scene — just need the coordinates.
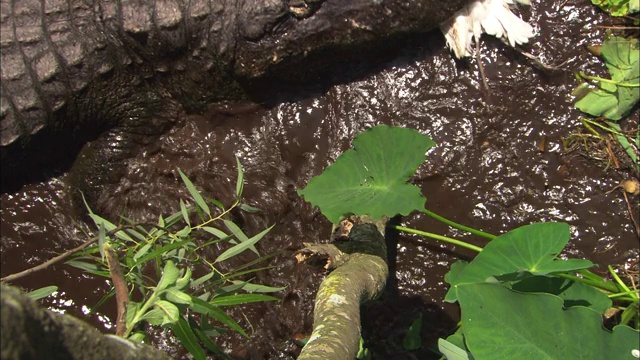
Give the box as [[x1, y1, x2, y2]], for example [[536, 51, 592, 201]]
[[457, 283, 639, 360], [444, 223, 595, 302], [297, 125, 436, 223]]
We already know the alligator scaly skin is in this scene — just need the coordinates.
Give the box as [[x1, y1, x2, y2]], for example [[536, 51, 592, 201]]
[[0, 0, 467, 207]]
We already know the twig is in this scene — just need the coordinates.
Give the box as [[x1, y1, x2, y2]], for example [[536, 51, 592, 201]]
[[622, 191, 640, 239], [0, 225, 133, 283], [475, 39, 492, 102], [105, 245, 130, 336]]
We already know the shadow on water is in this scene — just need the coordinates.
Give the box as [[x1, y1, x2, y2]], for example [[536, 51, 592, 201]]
[[1, 1, 639, 359]]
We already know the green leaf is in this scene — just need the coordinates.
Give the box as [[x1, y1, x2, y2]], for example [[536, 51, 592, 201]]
[[133, 243, 152, 261], [511, 276, 612, 314], [438, 335, 473, 360], [25, 286, 58, 301], [179, 199, 191, 227], [591, 0, 639, 16], [297, 125, 435, 223], [456, 283, 639, 360], [172, 317, 206, 360], [126, 301, 141, 329], [65, 259, 108, 277], [209, 294, 279, 306], [165, 287, 193, 305], [128, 331, 146, 342], [444, 223, 595, 302], [190, 272, 215, 289], [139, 308, 166, 326], [223, 220, 257, 254], [239, 203, 260, 213], [153, 300, 180, 325], [98, 223, 106, 261], [192, 323, 230, 359], [157, 261, 180, 291], [402, 312, 423, 350], [190, 296, 247, 337], [89, 213, 134, 242], [575, 37, 639, 120], [131, 238, 191, 268], [229, 280, 286, 293], [215, 225, 274, 263], [175, 267, 192, 290], [200, 226, 231, 240], [235, 156, 244, 198], [178, 168, 211, 217]]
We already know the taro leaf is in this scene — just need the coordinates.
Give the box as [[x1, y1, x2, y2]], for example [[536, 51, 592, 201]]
[[575, 36, 639, 120], [298, 125, 435, 223], [444, 223, 595, 302], [456, 283, 640, 360], [511, 275, 612, 314]]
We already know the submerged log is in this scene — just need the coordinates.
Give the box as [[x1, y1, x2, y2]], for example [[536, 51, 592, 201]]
[[295, 216, 388, 360]]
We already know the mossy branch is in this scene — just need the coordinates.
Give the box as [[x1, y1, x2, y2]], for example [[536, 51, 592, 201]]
[[295, 216, 388, 360]]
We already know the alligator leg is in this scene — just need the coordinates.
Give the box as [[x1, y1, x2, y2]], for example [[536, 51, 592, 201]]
[[65, 71, 182, 215]]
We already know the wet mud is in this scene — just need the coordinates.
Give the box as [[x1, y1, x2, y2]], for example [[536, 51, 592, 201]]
[[1, 1, 638, 359]]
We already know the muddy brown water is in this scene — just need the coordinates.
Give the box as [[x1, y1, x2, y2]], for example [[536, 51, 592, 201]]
[[2, 1, 638, 359]]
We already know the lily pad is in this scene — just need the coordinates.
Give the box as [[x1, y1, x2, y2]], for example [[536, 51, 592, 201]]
[[297, 125, 435, 223]]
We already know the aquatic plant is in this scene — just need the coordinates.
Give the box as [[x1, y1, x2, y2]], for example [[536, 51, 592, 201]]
[[64, 159, 280, 360], [299, 125, 639, 360]]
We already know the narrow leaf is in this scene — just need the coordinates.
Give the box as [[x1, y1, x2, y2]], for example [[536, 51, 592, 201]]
[[201, 226, 231, 240], [223, 220, 257, 254], [209, 294, 279, 306], [179, 199, 191, 227], [215, 225, 274, 263], [98, 223, 106, 261], [178, 168, 211, 216], [172, 317, 206, 360], [235, 156, 244, 198], [230, 281, 286, 293], [25, 286, 58, 301], [190, 296, 247, 337]]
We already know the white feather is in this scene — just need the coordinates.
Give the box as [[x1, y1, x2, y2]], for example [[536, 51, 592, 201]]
[[440, 0, 535, 58]]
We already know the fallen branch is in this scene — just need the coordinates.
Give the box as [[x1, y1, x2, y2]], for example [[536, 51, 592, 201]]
[[0, 224, 146, 283], [295, 216, 388, 360], [105, 244, 131, 336]]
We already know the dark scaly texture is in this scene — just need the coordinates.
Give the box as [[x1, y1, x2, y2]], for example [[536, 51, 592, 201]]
[[0, 0, 467, 210]]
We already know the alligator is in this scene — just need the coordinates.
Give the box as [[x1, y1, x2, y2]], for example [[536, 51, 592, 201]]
[[0, 0, 468, 212]]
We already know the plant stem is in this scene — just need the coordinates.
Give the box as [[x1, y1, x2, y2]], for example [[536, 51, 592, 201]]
[[123, 290, 160, 338], [579, 73, 640, 87], [394, 226, 483, 253], [555, 273, 620, 294], [423, 209, 496, 239]]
